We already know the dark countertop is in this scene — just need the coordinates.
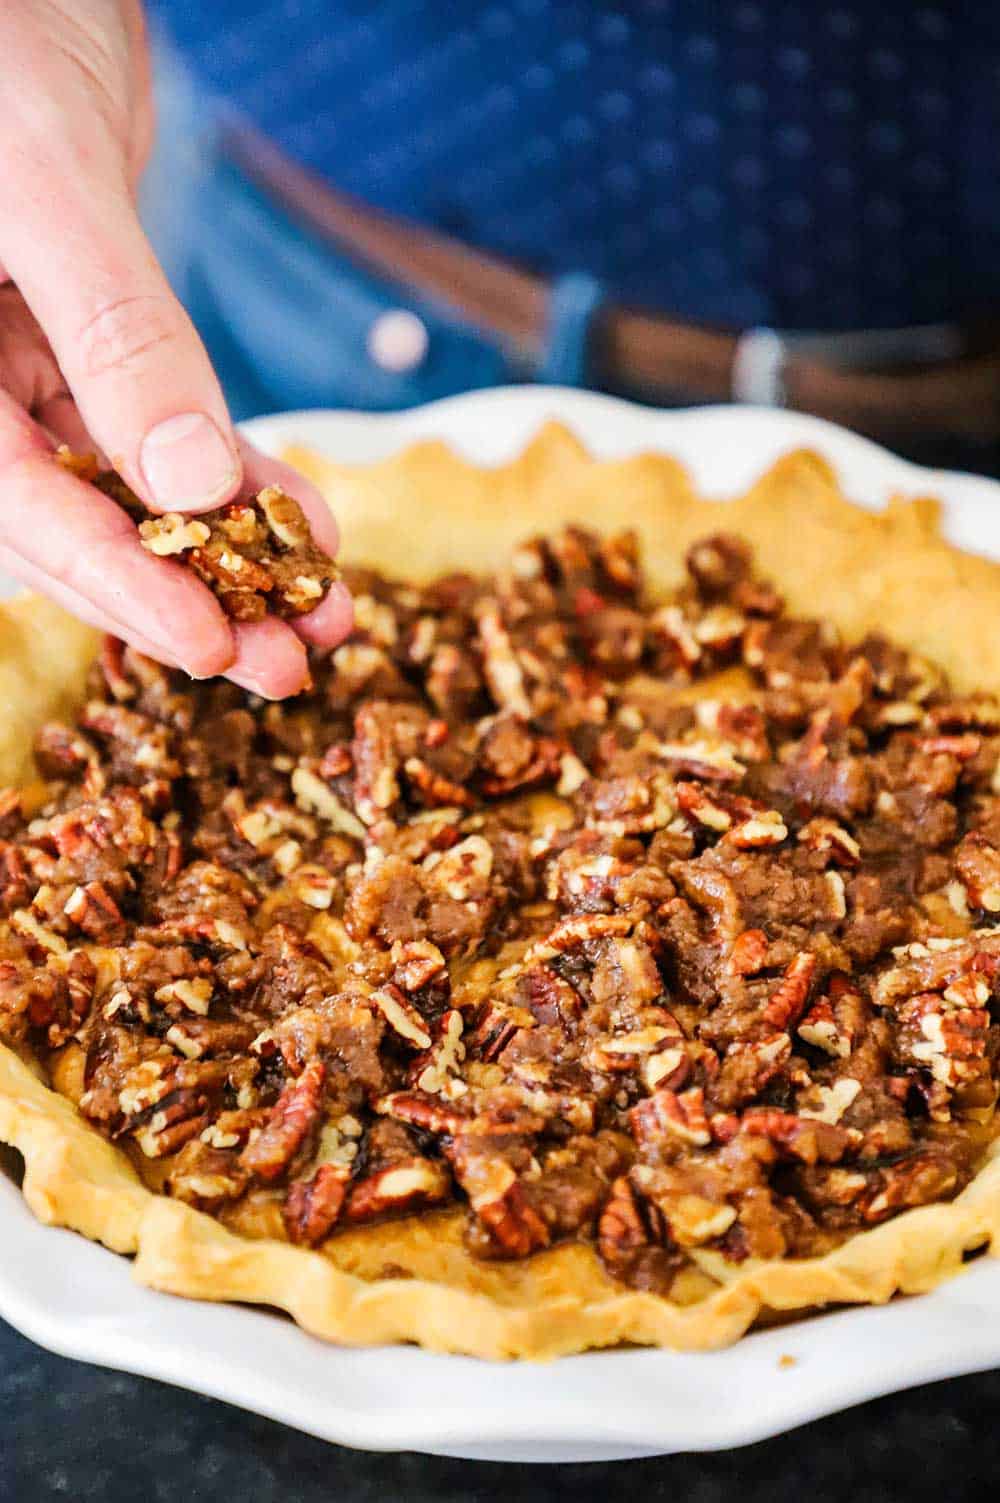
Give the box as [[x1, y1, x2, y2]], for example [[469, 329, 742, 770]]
[[1, 1316, 995, 1503]]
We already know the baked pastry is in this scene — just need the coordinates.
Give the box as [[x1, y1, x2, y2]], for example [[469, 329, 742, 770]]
[[1, 425, 1000, 1359]]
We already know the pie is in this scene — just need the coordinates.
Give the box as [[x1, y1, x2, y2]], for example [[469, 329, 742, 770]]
[[2, 423, 1000, 1360]]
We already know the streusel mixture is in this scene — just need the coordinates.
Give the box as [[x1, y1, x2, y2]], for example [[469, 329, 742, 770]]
[[1, 525, 998, 1291], [58, 449, 337, 621]]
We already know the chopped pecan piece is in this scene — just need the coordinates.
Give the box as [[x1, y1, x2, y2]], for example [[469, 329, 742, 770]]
[[874, 933, 1000, 1008], [656, 738, 746, 783], [739, 1108, 851, 1164], [798, 997, 851, 1057], [410, 1009, 468, 1099], [686, 534, 753, 600], [955, 833, 1000, 913], [630, 1086, 711, 1149], [587, 1009, 687, 1091], [479, 733, 562, 798], [169, 1140, 249, 1209], [139, 513, 211, 558], [351, 702, 403, 824], [391, 939, 447, 993], [62, 880, 124, 940], [584, 770, 677, 835], [522, 911, 633, 966], [695, 701, 769, 762], [724, 808, 788, 850], [727, 927, 770, 977], [404, 756, 476, 809], [798, 1077, 861, 1125], [476, 603, 531, 718], [855, 1149, 963, 1223], [374, 1090, 468, 1137], [916, 734, 982, 761], [132, 1085, 213, 1159], [797, 817, 861, 866], [471, 1000, 528, 1063], [649, 605, 702, 670], [675, 780, 734, 833], [895, 990, 990, 1089], [369, 983, 432, 1050]]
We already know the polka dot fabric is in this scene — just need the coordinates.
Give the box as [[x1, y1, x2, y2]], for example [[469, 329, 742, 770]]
[[148, 1, 1000, 332]]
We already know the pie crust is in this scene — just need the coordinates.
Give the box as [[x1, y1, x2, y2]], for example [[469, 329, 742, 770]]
[[3, 423, 1000, 1360]]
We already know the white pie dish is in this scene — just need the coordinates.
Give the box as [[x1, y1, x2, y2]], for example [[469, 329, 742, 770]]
[[3, 385, 1000, 1461]]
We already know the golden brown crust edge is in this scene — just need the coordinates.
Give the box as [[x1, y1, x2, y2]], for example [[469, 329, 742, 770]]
[[3, 423, 1000, 1358]]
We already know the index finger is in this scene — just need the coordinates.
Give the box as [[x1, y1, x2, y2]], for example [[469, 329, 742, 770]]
[[0, 101, 241, 516]]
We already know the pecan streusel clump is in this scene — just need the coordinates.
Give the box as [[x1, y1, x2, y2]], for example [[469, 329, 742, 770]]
[[1, 524, 999, 1293], [57, 448, 338, 621]]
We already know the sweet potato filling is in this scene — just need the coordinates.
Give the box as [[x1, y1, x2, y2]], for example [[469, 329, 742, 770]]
[[1, 524, 998, 1294]]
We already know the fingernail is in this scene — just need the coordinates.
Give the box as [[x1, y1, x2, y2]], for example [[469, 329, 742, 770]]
[[140, 413, 238, 512]]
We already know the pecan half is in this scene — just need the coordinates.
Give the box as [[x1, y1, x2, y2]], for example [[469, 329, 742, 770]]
[[448, 1149, 549, 1258], [283, 1163, 350, 1246], [242, 1059, 326, 1182], [345, 1157, 451, 1224], [760, 952, 817, 1032], [597, 1174, 678, 1289]]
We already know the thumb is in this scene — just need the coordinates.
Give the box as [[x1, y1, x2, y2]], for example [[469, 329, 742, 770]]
[[0, 135, 241, 515]]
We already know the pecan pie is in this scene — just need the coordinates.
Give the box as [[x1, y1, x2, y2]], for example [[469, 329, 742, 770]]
[[57, 448, 338, 621], [2, 427, 1000, 1359]]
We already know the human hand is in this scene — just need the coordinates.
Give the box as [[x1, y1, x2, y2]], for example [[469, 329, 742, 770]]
[[0, 1, 352, 698]]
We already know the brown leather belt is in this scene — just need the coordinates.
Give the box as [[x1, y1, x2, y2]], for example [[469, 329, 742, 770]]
[[225, 128, 1000, 446]]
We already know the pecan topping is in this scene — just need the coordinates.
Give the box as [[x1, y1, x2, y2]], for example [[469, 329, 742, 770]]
[[411, 1009, 468, 1099], [3, 519, 998, 1292], [69, 457, 339, 621]]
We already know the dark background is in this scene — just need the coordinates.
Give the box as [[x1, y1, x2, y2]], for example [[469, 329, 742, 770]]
[[2, 1316, 994, 1502]]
